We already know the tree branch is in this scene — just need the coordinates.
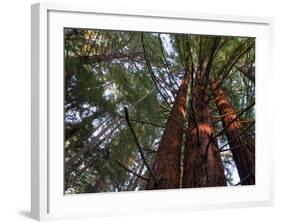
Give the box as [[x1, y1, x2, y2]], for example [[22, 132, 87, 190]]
[[116, 160, 149, 182], [186, 38, 200, 146], [118, 115, 165, 128], [141, 33, 170, 106], [124, 107, 158, 184], [234, 170, 255, 186], [218, 143, 251, 153], [213, 102, 255, 140], [205, 102, 255, 159], [218, 121, 255, 151], [158, 34, 179, 89], [219, 40, 255, 86], [202, 37, 220, 101], [65, 119, 122, 170]]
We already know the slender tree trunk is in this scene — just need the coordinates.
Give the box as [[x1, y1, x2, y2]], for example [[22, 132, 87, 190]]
[[183, 68, 227, 188], [212, 81, 255, 185], [147, 72, 190, 189]]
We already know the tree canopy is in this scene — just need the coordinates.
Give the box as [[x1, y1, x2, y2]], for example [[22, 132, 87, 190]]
[[64, 28, 255, 194]]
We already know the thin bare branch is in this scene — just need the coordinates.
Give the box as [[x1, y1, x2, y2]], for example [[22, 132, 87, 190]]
[[205, 102, 255, 159], [116, 160, 149, 182], [124, 107, 158, 184]]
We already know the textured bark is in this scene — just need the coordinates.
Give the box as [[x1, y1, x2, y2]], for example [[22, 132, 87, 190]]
[[212, 81, 255, 185], [183, 68, 227, 188], [147, 72, 190, 189]]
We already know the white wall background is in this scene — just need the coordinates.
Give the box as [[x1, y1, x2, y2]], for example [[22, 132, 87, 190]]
[[0, 0, 279, 223]]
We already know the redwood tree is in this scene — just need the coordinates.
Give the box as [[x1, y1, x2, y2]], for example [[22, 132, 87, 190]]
[[212, 81, 255, 185], [63, 29, 255, 194], [147, 72, 190, 189], [182, 67, 227, 188]]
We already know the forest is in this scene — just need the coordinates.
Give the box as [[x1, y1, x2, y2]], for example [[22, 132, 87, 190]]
[[64, 28, 255, 194]]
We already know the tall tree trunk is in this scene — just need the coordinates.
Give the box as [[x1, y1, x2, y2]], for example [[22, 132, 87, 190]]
[[147, 72, 190, 189], [183, 68, 227, 188], [211, 81, 255, 185]]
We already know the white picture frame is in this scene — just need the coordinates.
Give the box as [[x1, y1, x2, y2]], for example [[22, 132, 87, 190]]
[[31, 2, 274, 221]]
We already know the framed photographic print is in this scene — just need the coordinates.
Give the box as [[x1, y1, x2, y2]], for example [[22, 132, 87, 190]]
[[31, 2, 274, 221]]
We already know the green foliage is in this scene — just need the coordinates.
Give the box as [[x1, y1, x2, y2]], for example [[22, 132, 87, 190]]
[[64, 28, 255, 193]]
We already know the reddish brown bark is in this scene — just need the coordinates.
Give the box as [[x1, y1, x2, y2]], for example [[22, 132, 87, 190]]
[[182, 68, 227, 188], [212, 81, 255, 185], [147, 72, 190, 189]]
